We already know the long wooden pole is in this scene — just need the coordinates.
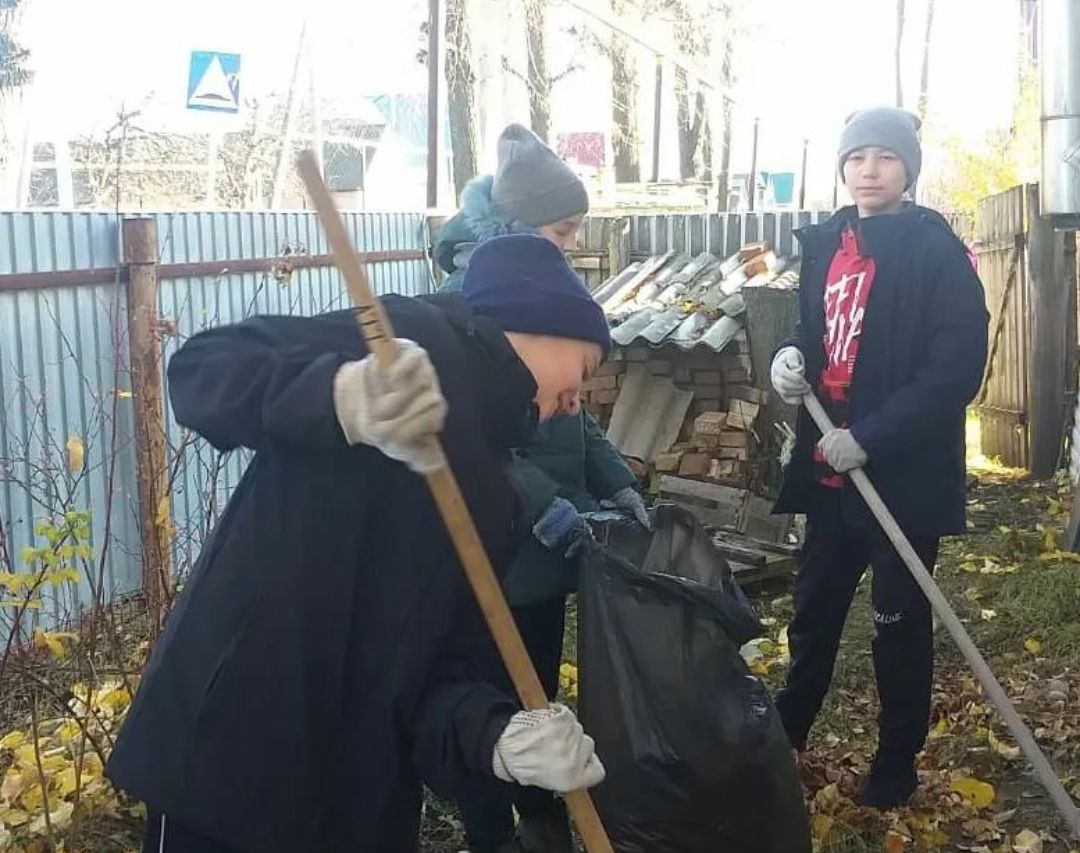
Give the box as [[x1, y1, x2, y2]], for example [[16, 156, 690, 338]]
[[803, 392, 1080, 839], [123, 217, 171, 633], [296, 151, 613, 853]]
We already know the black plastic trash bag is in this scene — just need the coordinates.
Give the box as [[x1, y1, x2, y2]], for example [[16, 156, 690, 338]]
[[578, 503, 811, 853]]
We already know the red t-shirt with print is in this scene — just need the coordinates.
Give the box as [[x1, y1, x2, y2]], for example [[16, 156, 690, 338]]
[[815, 227, 876, 487]]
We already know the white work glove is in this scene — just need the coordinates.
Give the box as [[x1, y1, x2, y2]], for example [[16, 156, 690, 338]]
[[770, 346, 810, 405], [332, 339, 447, 474], [818, 428, 868, 473], [611, 487, 652, 530], [492, 704, 606, 793]]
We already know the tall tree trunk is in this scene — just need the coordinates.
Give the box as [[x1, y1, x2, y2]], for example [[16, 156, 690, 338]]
[[894, 0, 905, 108], [610, 0, 641, 183], [445, 0, 479, 199], [701, 111, 713, 183], [715, 7, 735, 210], [525, 0, 551, 143], [676, 66, 706, 180], [917, 0, 935, 123]]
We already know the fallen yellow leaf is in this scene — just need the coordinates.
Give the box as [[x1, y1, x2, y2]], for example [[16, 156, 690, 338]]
[[951, 776, 996, 809], [0, 731, 26, 750], [53, 766, 79, 798], [13, 743, 39, 767], [28, 800, 74, 834], [811, 813, 833, 841], [20, 782, 44, 811], [1024, 637, 1042, 654], [884, 830, 908, 852], [33, 629, 67, 660], [94, 683, 132, 716], [0, 769, 28, 802], [988, 728, 1021, 760], [66, 436, 85, 476], [1012, 828, 1043, 853], [0, 807, 30, 826], [56, 720, 81, 744]]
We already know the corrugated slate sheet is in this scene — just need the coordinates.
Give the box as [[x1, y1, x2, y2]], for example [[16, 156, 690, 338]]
[[597, 248, 800, 352]]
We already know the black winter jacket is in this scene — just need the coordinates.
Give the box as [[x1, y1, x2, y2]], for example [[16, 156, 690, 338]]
[[774, 205, 988, 537], [107, 294, 538, 852]]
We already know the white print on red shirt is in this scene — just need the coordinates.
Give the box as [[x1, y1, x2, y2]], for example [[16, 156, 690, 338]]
[[823, 270, 870, 371]]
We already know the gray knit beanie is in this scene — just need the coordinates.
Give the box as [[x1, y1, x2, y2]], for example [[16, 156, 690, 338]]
[[838, 107, 922, 188], [491, 124, 589, 227]]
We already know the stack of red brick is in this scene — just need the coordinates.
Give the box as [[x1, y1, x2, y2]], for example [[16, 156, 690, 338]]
[[583, 331, 769, 491]]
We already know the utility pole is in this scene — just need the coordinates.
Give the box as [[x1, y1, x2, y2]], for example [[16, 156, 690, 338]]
[[798, 138, 808, 209], [651, 56, 663, 183], [747, 117, 759, 212]]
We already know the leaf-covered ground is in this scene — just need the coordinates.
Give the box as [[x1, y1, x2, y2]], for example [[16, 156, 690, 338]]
[[2, 465, 1079, 852], [422, 467, 1080, 852], [744, 466, 1080, 852]]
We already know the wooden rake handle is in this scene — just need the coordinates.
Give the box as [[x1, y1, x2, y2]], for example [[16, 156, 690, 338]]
[[296, 152, 614, 853], [804, 392, 1080, 839]]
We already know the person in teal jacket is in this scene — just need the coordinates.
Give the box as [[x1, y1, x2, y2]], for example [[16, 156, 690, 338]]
[[436, 124, 650, 853]]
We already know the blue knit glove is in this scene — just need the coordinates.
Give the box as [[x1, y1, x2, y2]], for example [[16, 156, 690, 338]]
[[611, 487, 652, 530], [533, 497, 592, 557]]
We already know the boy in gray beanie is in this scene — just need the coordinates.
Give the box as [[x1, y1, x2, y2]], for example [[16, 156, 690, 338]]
[[433, 123, 589, 288], [837, 106, 922, 192], [769, 106, 988, 809], [436, 131, 646, 853]]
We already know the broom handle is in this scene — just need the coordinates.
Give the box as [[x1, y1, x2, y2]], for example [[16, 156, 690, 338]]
[[804, 392, 1080, 839], [297, 152, 614, 853]]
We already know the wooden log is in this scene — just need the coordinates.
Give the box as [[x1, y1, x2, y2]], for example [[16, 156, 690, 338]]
[[124, 218, 172, 632]]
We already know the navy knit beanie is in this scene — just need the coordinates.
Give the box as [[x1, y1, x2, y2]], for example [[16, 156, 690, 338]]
[[461, 234, 611, 353]]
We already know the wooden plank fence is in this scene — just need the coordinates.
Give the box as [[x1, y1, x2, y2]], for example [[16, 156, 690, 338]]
[[976, 185, 1030, 469], [976, 184, 1077, 475]]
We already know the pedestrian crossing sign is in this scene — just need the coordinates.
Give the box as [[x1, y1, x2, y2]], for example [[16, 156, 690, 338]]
[[187, 51, 241, 113]]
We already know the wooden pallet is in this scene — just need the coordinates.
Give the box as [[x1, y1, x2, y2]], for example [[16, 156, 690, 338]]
[[712, 530, 798, 586]]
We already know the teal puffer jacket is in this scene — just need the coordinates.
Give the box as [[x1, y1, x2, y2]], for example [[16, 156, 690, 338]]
[[504, 411, 636, 604]]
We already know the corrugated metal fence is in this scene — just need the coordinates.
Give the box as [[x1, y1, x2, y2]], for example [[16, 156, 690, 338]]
[[623, 210, 832, 259], [1, 206, 829, 636], [570, 210, 833, 291], [0, 210, 432, 639]]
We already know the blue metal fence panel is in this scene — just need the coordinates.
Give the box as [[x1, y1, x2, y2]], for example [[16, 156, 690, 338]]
[[153, 211, 434, 573], [0, 210, 434, 636], [0, 212, 143, 640]]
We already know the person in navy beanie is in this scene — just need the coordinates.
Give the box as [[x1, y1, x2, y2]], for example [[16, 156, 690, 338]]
[[463, 234, 610, 356], [458, 236, 648, 853], [107, 230, 617, 853]]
